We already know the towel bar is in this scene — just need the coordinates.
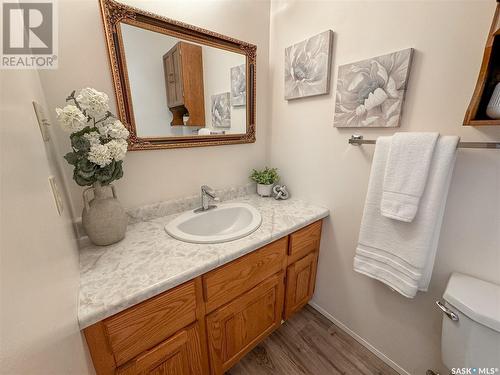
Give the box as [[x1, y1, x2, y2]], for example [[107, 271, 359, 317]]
[[349, 135, 500, 149]]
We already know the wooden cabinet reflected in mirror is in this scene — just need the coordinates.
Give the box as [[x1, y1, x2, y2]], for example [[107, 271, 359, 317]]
[[99, 0, 256, 150], [163, 42, 205, 127]]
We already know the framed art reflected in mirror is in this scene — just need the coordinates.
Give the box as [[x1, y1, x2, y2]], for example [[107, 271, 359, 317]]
[[99, 0, 256, 150]]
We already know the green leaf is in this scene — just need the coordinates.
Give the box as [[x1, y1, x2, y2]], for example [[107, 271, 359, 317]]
[[70, 135, 90, 152], [69, 126, 97, 152], [64, 152, 80, 166], [249, 167, 279, 185], [111, 160, 123, 181], [73, 168, 94, 186], [77, 158, 96, 173], [94, 161, 115, 183]]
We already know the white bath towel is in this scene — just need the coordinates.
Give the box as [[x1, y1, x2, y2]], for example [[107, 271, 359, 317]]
[[381, 132, 439, 222], [353, 135, 458, 298]]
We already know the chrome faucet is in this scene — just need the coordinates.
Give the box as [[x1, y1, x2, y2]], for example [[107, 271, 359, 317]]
[[196, 185, 219, 212]]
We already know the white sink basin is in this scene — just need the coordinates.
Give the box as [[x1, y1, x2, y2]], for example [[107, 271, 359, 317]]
[[165, 203, 262, 244]]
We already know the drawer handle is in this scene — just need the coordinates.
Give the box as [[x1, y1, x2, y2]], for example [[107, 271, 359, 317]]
[[436, 300, 459, 321]]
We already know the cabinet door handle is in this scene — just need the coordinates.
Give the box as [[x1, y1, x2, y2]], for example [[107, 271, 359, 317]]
[[436, 300, 459, 321]]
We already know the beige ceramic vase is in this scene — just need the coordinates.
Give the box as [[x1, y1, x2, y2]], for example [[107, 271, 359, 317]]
[[82, 181, 128, 246]]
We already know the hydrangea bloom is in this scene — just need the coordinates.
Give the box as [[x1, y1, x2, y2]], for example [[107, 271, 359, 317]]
[[55, 105, 87, 133], [83, 131, 101, 146], [98, 119, 129, 139], [58, 88, 128, 186], [87, 143, 112, 167], [76, 88, 109, 117], [106, 139, 128, 161]]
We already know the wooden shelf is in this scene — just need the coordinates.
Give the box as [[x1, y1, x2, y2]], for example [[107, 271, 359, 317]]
[[464, 4, 500, 126], [466, 119, 500, 127]]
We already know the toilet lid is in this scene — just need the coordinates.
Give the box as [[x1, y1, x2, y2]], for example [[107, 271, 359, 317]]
[[443, 273, 500, 333]]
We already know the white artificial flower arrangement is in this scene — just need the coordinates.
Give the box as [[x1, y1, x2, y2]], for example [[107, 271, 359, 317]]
[[56, 88, 129, 186]]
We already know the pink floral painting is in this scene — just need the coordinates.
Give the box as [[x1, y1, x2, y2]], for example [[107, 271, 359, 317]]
[[334, 48, 414, 128], [284, 30, 333, 100]]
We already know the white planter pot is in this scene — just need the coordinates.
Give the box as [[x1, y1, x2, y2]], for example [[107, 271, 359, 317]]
[[257, 183, 273, 197], [82, 182, 128, 246]]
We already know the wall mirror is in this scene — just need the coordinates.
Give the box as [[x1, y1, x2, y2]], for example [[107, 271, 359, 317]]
[[99, 0, 256, 150]]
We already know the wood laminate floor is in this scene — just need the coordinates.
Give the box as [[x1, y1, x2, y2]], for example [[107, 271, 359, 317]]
[[227, 305, 399, 375]]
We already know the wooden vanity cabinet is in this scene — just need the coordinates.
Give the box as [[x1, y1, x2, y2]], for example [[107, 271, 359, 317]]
[[116, 323, 205, 375], [206, 272, 285, 374], [202, 237, 288, 313], [103, 281, 198, 366], [284, 220, 322, 319], [284, 251, 319, 319], [84, 220, 323, 375], [288, 220, 322, 264], [163, 41, 205, 127]]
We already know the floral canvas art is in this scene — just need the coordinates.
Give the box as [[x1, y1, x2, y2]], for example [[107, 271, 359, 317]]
[[211, 92, 231, 128], [333, 48, 414, 128], [284, 30, 333, 100], [231, 64, 246, 106]]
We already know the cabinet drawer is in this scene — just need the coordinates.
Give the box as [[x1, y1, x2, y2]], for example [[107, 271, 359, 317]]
[[116, 323, 204, 375], [284, 251, 318, 319], [104, 281, 197, 366], [206, 272, 285, 374], [202, 237, 287, 313], [288, 220, 322, 264]]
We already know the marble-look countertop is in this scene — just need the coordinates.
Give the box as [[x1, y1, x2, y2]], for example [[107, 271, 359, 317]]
[[78, 193, 329, 329]]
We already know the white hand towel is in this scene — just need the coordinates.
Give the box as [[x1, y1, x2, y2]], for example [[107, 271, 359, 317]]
[[381, 132, 439, 222], [353, 135, 458, 298]]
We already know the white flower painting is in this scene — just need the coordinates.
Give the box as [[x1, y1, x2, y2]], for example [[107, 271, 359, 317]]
[[333, 48, 414, 128], [231, 64, 246, 107], [211, 92, 231, 128], [284, 30, 333, 100]]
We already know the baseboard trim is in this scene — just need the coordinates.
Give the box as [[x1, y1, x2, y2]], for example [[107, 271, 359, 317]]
[[308, 301, 411, 375]]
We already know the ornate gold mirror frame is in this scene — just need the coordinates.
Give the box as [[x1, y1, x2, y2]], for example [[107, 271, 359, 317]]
[[99, 0, 256, 151]]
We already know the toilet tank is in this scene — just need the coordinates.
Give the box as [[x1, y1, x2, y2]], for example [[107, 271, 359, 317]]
[[441, 273, 500, 370]]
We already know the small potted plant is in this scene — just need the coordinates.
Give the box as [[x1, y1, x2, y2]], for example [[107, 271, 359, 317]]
[[250, 167, 279, 197]]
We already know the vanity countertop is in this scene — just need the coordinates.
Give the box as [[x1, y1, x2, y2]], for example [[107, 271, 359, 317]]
[[78, 193, 329, 329]]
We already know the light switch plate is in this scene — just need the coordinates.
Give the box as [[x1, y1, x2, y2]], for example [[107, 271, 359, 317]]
[[48, 176, 64, 216], [32, 101, 51, 141]]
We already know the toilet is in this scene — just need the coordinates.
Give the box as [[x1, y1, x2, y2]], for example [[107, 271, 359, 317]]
[[439, 273, 500, 370]]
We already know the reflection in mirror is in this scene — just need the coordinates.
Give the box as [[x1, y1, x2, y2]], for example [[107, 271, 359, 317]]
[[99, 0, 256, 150], [121, 24, 247, 137]]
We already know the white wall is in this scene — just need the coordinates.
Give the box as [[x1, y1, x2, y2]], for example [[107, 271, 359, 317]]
[[268, 1, 500, 374], [0, 69, 94, 374], [39, 0, 271, 217]]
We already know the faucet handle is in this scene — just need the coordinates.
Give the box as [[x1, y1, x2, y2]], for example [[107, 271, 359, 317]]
[[201, 185, 217, 198]]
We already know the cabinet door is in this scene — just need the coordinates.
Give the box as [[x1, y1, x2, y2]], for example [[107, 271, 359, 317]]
[[203, 237, 287, 313], [116, 323, 204, 375], [206, 272, 284, 375], [104, 280, 197, 366], [163, 52, 176, 107], [284, 252, 318, 320], [163, 47, 183, 108], [171, 47, 184, 106], [288, 220, 322, 264]]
